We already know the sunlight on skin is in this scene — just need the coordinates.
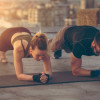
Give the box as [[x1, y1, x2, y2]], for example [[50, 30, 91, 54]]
[[91, 40, 100, 55], [30, 46, 47, 61]]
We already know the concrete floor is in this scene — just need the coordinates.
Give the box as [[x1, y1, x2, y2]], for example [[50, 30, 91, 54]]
[[0, 30, 100, 100], [0, 50, 100, 100]]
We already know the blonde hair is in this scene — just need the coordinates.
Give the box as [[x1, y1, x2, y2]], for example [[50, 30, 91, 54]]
[[30, 32, 48, 50]]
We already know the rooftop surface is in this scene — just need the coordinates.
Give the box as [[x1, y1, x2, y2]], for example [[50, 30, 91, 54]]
[[0, 26, 100, 100]]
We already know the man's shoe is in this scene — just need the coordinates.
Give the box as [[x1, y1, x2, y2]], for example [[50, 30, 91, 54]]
[[54, 50, 62, 59]]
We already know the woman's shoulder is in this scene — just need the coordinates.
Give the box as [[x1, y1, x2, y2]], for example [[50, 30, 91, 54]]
[[13, 40, 24, 52], [13, 42, 25, 58]]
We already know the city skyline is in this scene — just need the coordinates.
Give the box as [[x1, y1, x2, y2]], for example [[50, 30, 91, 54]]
[[0, 0, 99, 28]]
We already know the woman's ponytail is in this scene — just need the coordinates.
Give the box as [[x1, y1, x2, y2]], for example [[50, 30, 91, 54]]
[[31, 32, 48, 50]]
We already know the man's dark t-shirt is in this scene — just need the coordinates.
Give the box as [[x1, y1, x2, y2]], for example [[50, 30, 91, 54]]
[[64, 26, 99, 58]]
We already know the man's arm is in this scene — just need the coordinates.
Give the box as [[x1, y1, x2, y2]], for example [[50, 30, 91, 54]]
[[71, 53, 91, 76]]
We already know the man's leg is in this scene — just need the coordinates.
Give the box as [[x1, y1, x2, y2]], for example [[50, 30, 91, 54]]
[[48, 27, 68, 59], [48, 27, 68, 52], [0, 51, 8, 63]]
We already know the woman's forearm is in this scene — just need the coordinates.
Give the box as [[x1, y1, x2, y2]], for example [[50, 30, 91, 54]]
[[16, 73, 33, 81], [43, 55, 52, 78]]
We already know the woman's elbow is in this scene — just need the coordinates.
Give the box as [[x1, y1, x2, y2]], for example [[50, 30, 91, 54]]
[[16, 74, 22, 81]]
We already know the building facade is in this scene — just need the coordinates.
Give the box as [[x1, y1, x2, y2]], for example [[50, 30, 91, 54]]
[[28, 4, 53, 27], [28, 2, 70, 27], [81, 0, 95, 9]]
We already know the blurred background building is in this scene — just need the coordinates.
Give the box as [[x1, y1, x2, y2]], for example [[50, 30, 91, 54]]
[[81, 0, 95, 9], [0, 0, 100, 33]]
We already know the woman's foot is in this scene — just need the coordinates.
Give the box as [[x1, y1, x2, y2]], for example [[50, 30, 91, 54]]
[[0, 51, 8, 63], [0, 58, 8, 63]]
